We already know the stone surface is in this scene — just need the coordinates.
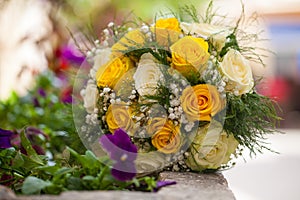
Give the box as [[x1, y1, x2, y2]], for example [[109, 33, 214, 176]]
[[0, 185, 17, 200], [1, 172, 235, 200], [158, 172, 235, 200]]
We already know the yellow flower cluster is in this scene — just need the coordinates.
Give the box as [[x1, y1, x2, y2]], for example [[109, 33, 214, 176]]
[[89, 15, 246, 172]]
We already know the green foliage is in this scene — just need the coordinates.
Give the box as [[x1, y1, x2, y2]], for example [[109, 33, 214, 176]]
[[219, 33, 240, 58], [179, 5, 200, 23], [1, 135, 158, 194], [0, 72, 84, 155], [0, 72, 159, 194], [224, 92, 281, 156]]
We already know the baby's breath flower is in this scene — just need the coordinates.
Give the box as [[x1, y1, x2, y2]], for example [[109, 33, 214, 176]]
[[103, 87, 111, 93], [168, 113, 176, 120], [103, 29, 110, 36], [102, 40, 109, 47], [107, 22, 114, 27], [140, 25, 149, 33]]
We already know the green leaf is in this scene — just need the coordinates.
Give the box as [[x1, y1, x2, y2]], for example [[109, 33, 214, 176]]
[[67, 148, 101, 170], [20, 131, 44, 165], [81, 151, 99, 169], [54, 167, 74, 176], [82, 175, 96, 181], [12, 151, 24, 168], [19, 154, 45, 170], [35, 165, 61, 175], [66, 176, 83, 190], [22, 176, 51, 195], [0, 147, 16, 157]]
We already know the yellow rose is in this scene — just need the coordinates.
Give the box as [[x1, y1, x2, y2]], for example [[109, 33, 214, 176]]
[[96, 56, 133, 88], [155, 18, 181, 31], [186, 120, 239, 171], [106, 103, 134, 134], [152, 17, 181, 46], [170, 36, 210, 75], [151, 120, 181, 154], [181, 84, 223, 122], [111, 29, 145, 58], [146, 117, 167, 136], [220, 49, 254, 95]]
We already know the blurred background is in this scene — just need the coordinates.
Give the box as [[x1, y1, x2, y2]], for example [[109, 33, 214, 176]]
[[0, 0, 299, 199]]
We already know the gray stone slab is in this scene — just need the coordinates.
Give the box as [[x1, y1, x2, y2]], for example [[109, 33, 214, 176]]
[[1, 172, 235, 200], [0, 185, 17, 200], [158, 172, 236, 200]]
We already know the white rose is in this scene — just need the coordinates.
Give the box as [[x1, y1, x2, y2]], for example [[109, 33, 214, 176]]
[[221, 133, 239, 165], [220, 49, 254, 95], [180, 22, 231, 51], [135, 151, 167, 176], [186, 120, 238, 171], [133, 53, 164, 96], [90, 48, 111, 79], [83, 80, 98, 114]]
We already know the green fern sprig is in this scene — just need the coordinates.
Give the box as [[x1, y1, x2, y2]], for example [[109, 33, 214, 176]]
[[224, 92, 282, 156]]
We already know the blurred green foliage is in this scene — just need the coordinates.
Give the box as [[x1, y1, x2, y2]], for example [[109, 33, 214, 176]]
[[0, 71, 84, 155]]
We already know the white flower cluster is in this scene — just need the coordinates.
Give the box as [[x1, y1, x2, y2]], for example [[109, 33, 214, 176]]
[[164, 150, 190, 172], [168, 82, 184, 122], [86, 40, 103, 62], [165, 74, 198, 133], [99, 87, 120, 107], [202, 59, 227, 99]]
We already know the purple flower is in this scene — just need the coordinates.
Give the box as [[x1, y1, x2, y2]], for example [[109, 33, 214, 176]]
[[33, 88, 47, 107], [60, 87, 73, 104], [99, 129, 138, 181], [0, 128, 14, 148], [61, 44, 85, 65], [9, 127, 47, 155], [38, 88, 47, 97], [154, 180, 177, 192], [111, 162, 137, 182]]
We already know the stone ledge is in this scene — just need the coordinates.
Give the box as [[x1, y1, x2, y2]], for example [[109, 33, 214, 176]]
[[0, 172, 235, 200], [158, 172, 235, 200]]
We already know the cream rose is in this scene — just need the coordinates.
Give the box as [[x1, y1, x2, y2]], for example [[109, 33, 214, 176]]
[[135, 151, 167, 176], [180, 22, 231, 51], [220, 49, 254, 95], [186, 120, 238, 171], [90, 48, 111, 79], [133, 53, 164, 96], [83, 80, 98, 114]]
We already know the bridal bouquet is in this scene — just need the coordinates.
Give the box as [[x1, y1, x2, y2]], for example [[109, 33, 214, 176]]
[[76, 3, 279, 178]]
